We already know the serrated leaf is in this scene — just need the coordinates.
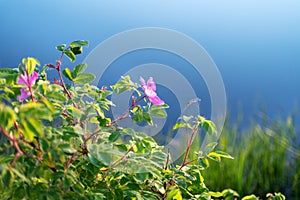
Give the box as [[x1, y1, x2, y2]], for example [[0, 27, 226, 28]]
[[73, 73, 95, 84], [62, 68, 74, 81], [56, 44, 66, 51], [64, 49, 76, 62], [70, 40, 88, 48]]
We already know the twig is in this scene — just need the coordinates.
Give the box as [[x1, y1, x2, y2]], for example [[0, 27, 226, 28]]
[[110, 145, 134, 169], [107, 95, 146, 127], [179, 124, 199, 170], [0, 126, 24, 165]]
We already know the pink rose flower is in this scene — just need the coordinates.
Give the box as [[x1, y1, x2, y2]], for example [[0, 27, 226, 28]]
[[140, 77, 164, 105], [17, 71, 38, 101]]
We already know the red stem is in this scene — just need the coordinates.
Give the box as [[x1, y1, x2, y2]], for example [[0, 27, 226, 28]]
[[56, 57, 72, 100], [179, 124, 199, 170], [0, 126, 24, 165]]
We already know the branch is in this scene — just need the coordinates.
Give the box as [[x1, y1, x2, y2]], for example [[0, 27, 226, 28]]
[[0, 126, 24, 166], [179, 124, 199, 170], [110, 145, 134, 169]]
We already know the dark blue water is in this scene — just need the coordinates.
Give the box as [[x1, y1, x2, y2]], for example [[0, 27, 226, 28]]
[[1, 1, 299, 129]]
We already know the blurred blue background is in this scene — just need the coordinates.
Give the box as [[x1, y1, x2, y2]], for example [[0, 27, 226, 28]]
[[0, 0, 299, 128]]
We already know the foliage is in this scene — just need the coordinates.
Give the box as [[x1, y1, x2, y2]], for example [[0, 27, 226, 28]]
[[202, 114, 299, 199], [0, 41, 285, 199]]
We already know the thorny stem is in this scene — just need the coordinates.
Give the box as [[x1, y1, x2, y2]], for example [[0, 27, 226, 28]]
[[47, 51, 72, 100], [179, 123, 199, 170], [56, 59, 72, 100]]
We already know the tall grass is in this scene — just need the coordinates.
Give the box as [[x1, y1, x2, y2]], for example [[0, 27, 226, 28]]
[[201, 114, 300, 199]]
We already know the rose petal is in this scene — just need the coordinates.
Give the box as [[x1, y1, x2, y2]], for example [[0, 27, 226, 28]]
[[145, 88, 157, 98], [147, 77, 156, 91], [149, 95, 164, 105], [139, 77, 146, 86], [17, 88, 30, 101], [28, 71, 38, 86], [17, 74, 28, 85]]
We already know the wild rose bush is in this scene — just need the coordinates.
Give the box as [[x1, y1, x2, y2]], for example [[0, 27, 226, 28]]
[[0, 41, 285, 200]]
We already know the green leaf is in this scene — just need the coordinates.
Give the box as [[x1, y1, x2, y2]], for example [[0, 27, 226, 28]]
[[88, 144, 123, 166], [110, 75, 138, 94], [143, 112, 153, 126], [214, 151, 234, 159], [64, 49, 76, 62], [56, 44, 66, 51], [73, 73, 95, 84], [62, 68, 74, 81], [200, 119, 217, 135], [73, 64, 87, 77], [19, 102, 52, 121], [173, 122, 187, 130], [20, 118, 43, 141], [108, 131, 120, 142], [208, 191, 223, 198], [62, 176, 72, 191], [166, 187, 182, 200], [97, 116, 111, 127], [149, 109, 167, 118], [23, 57, 40, 75], [205, 142, 218, 154], [0, 104, 16, 130], [70, 46, 82, 55], [69, 40, 89, 48], [241, 194, 259, 200], [207, 152, 221, 162], [198, 157, 209, 168], [67, 106, 83, 120], [46, 91, 67, 103], [151, 104, 169, 110], [2, 169, 15, 189], [0, 68, 18, 77], [10, 168, 30, 183]]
